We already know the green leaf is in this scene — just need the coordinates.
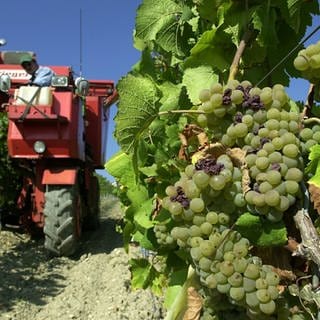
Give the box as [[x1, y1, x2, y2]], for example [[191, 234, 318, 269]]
[[135, 0, 185, 55], [139, 163, 158, 177], [115, 74, 161, 152], [133, 198, 155, 229], [184, 29, 231, 72], [182, 66, 219, 104], [308, 156, 320, 187], [306, 144, 320, 175], [130, 258, 158, 289], [235, 213, 287, 247], [159, 82, 183, 112]]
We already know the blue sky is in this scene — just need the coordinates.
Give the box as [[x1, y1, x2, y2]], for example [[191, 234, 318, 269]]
[[1, 1, 318, 181]]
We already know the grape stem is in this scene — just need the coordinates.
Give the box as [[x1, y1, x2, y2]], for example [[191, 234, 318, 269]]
[[228, 28, 258, 82], [302, 83, 315, 119], [158, 109, 204, 116], [303, 117, 320, 126]]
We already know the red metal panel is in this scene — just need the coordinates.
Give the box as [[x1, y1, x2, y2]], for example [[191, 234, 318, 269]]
[[42, 168, 78, 185]]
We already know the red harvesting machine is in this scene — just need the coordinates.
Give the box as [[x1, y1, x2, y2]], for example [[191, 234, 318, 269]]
[[0, 51, 118, 256]]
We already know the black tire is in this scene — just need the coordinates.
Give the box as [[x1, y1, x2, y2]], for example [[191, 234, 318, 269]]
[[83, 176, 100, 230], [43, 185, 81, 256]]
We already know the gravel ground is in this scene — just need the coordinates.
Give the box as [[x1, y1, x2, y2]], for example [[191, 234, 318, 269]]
[[0, 196, 165, 320]]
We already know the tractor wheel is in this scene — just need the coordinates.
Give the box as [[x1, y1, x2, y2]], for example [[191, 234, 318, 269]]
[[83, 176, 100, 230], [43, 185, 82, 256]]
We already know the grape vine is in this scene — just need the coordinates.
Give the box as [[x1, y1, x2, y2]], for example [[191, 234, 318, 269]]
[[105, 1, 320, 319]]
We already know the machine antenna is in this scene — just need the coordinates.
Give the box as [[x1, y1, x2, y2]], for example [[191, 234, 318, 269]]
[[79, 8, 83, 77]]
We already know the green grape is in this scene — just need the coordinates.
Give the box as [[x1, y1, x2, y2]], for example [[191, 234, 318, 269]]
[[250, 165, 261, 179], [165, 185, 177, 197], [293, 55, 310, 71], [256, 288, 271, 303], [193, 170, 210, 189], [306, 43, 320, 56], [250, 135, 261, 149], [217, 283, 231, 294], [197, 113, 208, 128], [244, 264, 261, 280], [218, 212, 230, 225], [305, 139, 317, 151], [182, 208, 194, 221], [249, 87, 261, 96], [252, 192, 265, 207], [202, 101, 215, 113], [245, 153, 258, 167], [255, 278, 268, 290], [253, 110, 267, 124], [282, 132, 297, 144], [214, 271, 228, 284], [224, 251, 235, 262], [233, 242, 248, 258], [262, 142, 275, 154], [258, 127, 269, 138], [199, 88, 211, 102], [257, 149, 268, 158], [232, 167, 242, 181], [185, 164, 195, 177], [285, 180, 299, 194], [313, 130, 320, 142], [242, 114, 254, 127], [282, 156, 298, 169], [199, 256, 213, 272], [200, 222, 213, 236], [285, 168, 303, 182], [243, 277, 257, 292], [259, 300, 276, 315], [189, 236, 203, 248], [309, 53, 320, 68], [210, 82, 223, 94], [206, 211, 219, 224], [222, 240, 234, 252], [266, 170, 282, 186], [283, 144, 300, 158], [258, 181, 273, 193], [185, 180, 200, 198], [276, 196, 290, 212], [233, 257, 248, 273], [221, 134, 235, 146], [229, 287, 245, 301], [234, 193, 246, 207], [213, 106, 226, 118], [265, 119, 279, 131], [267, 285, 279, 300], [200, 240, 216, 257], [228, 272, 243, 287], [300, 127, 314, 141], [169, 201, 183, 215], [234, 122, 248, 138], [190, 246, 203, 261], [271, 137, 284, 150], [190, 197, 205, 213], [245, 190, 257, 204], [288, 120, 299, 133], [205, 274, 218, 289], [265, 271, 280, 286], [264, 190, 280, 207], [266, 210, 283, 222], [273, 89, 288, 105], [231, 89, 244, 104], [220, 260, 235, 277], [255, 156, 270, 170], [209, 175, 227, 191], [189, 225, 202, 237], [260, 90, 273, 105], [291, 313, 308, 320], [193, 215, 206, 226], [210, 93, 223, 107], [268, 151, 282, 164], [246, 291, 260, 308]]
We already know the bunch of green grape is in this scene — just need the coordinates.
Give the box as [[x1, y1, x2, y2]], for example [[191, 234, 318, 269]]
[[293, 40, 320, 83], [154, 223, 175, 246], [197, 81, 306, 221], [160, 156, 282, 317]]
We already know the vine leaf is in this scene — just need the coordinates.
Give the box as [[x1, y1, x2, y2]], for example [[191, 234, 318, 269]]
[[235, 213, 287, 247], [114, 74, 161, 153], [306, 145, 320, 214], [182, 66, 218, 105], [135, 0, 185, 55]]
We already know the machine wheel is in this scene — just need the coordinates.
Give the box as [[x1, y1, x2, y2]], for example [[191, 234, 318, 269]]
[[43, 185, 82, 256], [83, 176, 100, 230]]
